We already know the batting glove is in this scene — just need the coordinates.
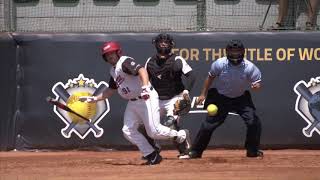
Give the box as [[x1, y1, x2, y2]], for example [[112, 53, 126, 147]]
[[78, 96, 98, 103], [182, 89, 191, 100], [140, 85, 150, 100]]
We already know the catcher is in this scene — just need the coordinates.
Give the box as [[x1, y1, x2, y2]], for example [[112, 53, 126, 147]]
[[144, 33, 195, 159]]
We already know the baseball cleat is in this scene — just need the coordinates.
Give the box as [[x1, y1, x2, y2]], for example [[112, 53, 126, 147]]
[[246, 150, 264, 158], [141, 144, 161, 160], [178, 153, 191, 159], [188, 150, 202, 159], [143, 151, 162, 165]]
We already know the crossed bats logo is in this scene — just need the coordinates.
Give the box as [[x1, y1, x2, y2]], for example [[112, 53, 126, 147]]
[[51, 74, 110, 139], [294, 76, 320, 137]]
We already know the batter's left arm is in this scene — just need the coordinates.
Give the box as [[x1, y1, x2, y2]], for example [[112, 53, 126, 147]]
[[97, 88, 116, 101]]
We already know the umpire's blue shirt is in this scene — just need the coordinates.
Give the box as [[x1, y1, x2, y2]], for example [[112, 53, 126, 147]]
[[209, 57, 261, 98]]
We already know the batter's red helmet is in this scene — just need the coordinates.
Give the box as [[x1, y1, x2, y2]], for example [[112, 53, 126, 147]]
[[101, 41, 122, 56]]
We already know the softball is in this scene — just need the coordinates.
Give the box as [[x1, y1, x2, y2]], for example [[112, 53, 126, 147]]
[[207, 104, 218, 116], [66, 91, 97, 124]]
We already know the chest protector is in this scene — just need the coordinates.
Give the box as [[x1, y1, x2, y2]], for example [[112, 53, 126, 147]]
[[147, 54, 185, 100]]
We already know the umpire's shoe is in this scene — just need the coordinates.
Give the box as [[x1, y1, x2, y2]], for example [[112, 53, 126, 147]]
[[188, 150, 202, 159], [144, 151, 162, 165], [246, 150, 264, 158]]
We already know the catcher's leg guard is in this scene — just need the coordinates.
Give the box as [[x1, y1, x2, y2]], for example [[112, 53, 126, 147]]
[[164, 116, 188, 156]]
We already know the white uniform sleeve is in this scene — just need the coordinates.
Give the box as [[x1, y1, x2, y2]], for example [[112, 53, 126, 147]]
[[175, 56, 192, 74], [145, 57, 151, 69]]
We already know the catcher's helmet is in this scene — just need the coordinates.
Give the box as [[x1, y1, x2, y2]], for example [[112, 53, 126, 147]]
[[152, 33, 175, 56], [101, 41, 122, 57], [226, 40, 245, 65]]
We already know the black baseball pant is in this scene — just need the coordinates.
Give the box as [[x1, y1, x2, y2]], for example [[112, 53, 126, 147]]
[[192, 88, 262, 155]]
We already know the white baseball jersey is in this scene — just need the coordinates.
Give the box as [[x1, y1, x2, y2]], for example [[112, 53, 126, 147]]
[[109, 56, 144, 100]]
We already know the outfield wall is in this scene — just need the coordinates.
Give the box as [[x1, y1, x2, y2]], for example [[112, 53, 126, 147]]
[[1, 32, 320, 151], [0, 33, 16, 151]]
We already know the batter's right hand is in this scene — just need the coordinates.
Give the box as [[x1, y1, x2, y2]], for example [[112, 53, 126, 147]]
[[78, 96, 98, 103], [196, 95, 205, 105]]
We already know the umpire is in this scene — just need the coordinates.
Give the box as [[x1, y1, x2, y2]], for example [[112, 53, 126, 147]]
[[189, 39, 263, 158]]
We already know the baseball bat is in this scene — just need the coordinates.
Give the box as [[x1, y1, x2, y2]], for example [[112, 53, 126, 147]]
[[46, 96, 90, 122]]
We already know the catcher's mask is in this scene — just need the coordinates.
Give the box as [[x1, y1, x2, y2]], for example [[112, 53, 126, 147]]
[[101, 41, 122, 62], [226, 40, 245, 66], [152, 33, 175, 57]]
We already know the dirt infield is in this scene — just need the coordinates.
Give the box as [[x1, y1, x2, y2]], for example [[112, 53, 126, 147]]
[[1, 149, 320, 180]]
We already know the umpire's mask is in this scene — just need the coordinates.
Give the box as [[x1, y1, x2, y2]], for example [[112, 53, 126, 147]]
[[153, 33, 175, 57], [226, 40, 245, 66]]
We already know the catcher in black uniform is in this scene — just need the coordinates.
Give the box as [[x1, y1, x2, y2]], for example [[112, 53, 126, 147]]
[[144, 33, 196, 159]]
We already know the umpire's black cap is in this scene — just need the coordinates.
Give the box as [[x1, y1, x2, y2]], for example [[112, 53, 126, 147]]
[[226, 39, 244, 50]]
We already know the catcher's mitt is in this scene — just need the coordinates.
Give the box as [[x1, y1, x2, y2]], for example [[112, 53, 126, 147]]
[[173, 93, 191, 116]]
